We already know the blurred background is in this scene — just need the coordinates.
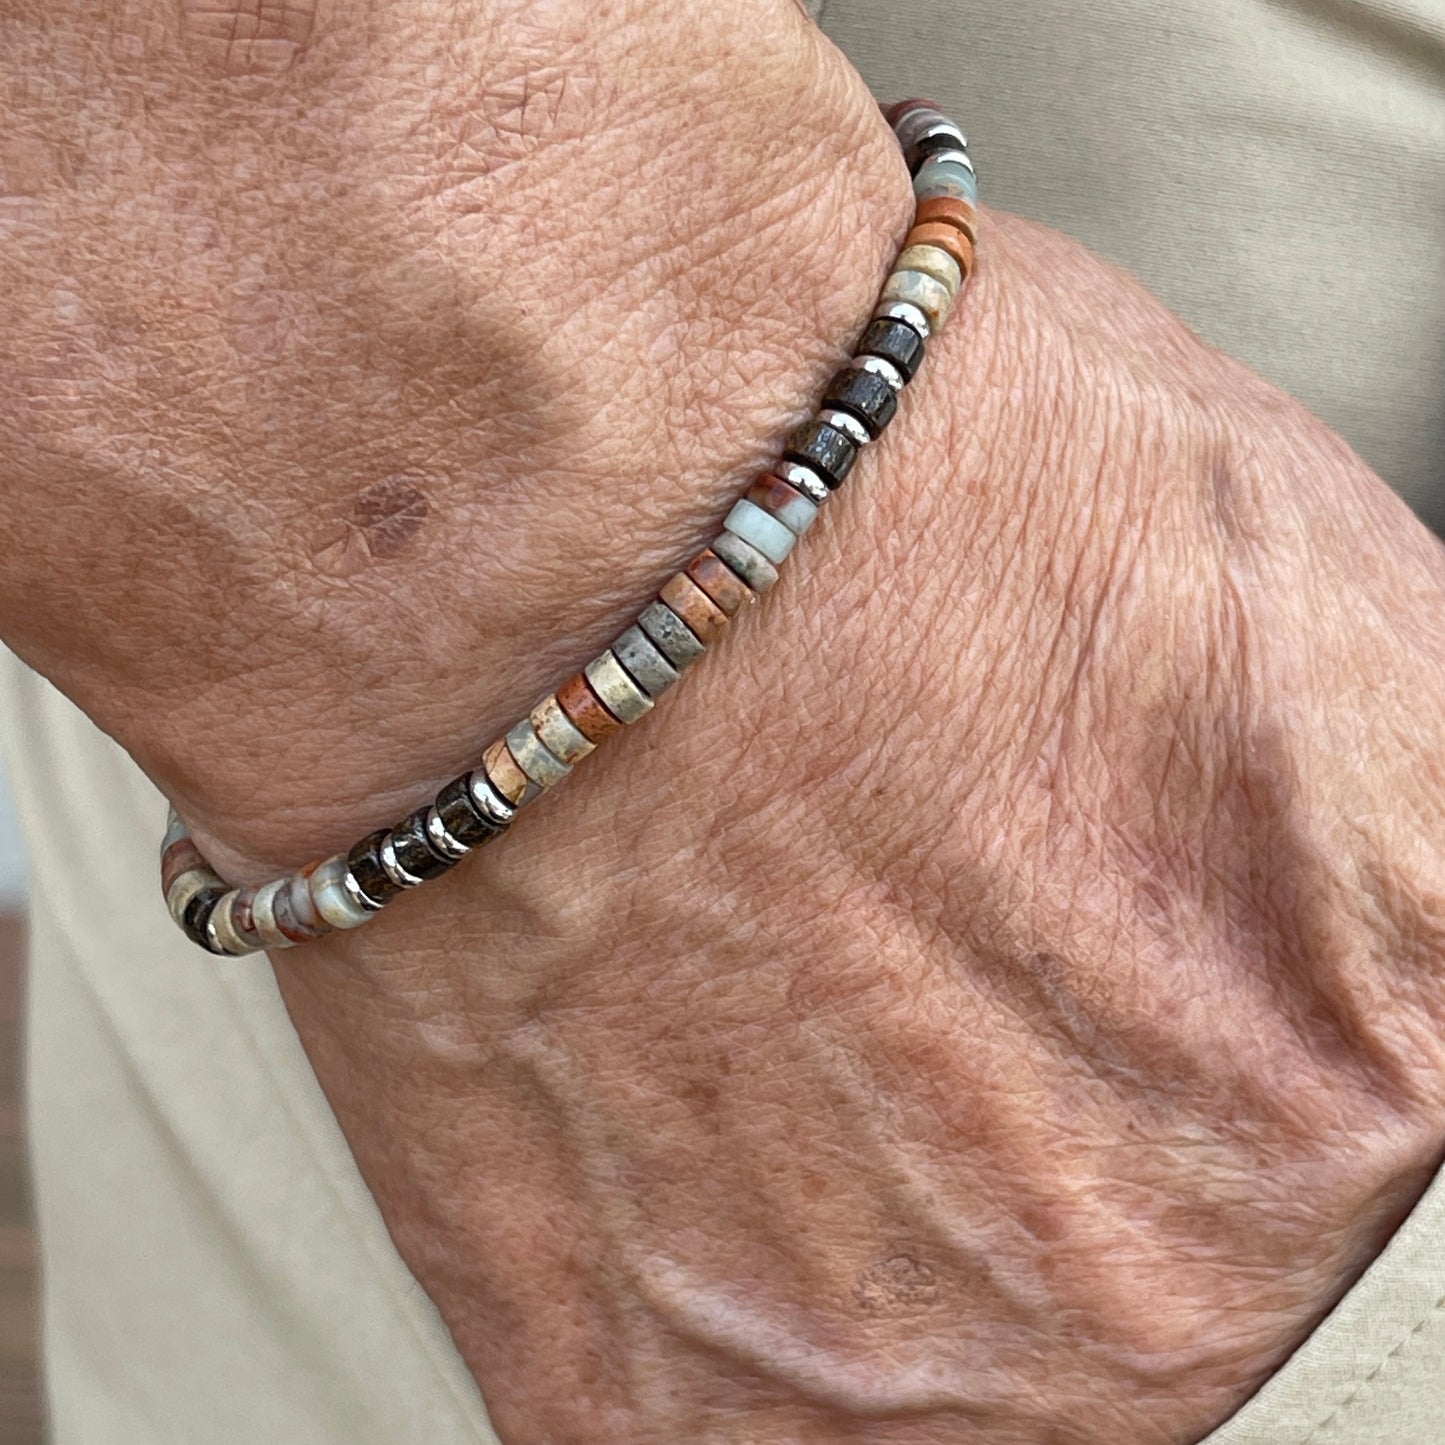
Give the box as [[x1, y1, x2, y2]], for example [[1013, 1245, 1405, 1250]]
[[0, 758, 40, 1443]]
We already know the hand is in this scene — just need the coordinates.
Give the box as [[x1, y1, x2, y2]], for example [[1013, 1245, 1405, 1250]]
[[5, 5, 1445, 1442]]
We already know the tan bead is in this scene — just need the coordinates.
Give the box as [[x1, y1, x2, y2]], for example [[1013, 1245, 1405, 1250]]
[[686, 551, 753, 620], [661, 570, 731, 642], [881, 269, 953, 333], [914, 195, 980, 246], [557, 672, 625, 746], [904, 222, 975, 281], [895, 243, 962, 296], [531, 693, 597, 764], [483, 737, 535, 806]]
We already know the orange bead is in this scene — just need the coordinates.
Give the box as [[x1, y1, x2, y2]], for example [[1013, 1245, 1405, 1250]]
[[556, 672, 625, 744], [661, 571, 731, 643], [914, 195, 979, 247], [686, 551, 753, 619]]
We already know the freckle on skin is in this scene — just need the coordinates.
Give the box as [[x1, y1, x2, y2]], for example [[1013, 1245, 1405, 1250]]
[[350, 477, 430, 559]]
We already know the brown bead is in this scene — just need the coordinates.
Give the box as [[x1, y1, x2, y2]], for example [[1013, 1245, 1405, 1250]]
[[483, 737, 532, 805], [557, 671, 625, 744], [914, 195, 980, 247], [161, 837, 207, 897], [686, 551, 754, 620], [662, 570, 732, 642], [230, 887, 262, 948], [904, 222, 975, 281]]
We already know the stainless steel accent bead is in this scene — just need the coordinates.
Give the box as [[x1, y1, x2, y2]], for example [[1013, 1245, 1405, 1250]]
[[424, 806, 470, 862], [921, 146, 974, 176], [467, 771, 518, 828], [850, 354, 906, 393], [873, 298, 931, 340], [912, 118, 969, 153], [379, 834, 425, 888], [775, 459, 829, 505], [818, 408, 871, 449], [893, 106, 954, 151], [506, 718, 572, 788]]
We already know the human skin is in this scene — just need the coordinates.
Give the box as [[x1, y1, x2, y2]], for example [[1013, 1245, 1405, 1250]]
[[3, 1, 1445, 1441]]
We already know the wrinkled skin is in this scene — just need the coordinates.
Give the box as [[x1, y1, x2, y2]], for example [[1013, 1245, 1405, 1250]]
[[3, 2, 1445, 1442]]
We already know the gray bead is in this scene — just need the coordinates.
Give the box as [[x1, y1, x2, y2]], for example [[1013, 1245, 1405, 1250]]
[[638, 601, 706, 669], [612, 624, 680, 698], [585, 652, 654, 723], [506, 718, 572, 788], [710, 530, 780, 593]]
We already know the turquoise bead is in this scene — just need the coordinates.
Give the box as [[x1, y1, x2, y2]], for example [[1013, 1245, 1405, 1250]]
[[914, 157, 978, 203], [724, 498, 797, 565]]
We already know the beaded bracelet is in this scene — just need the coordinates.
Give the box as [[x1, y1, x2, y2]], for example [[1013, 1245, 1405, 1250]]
[[161, 100, 979, 957]]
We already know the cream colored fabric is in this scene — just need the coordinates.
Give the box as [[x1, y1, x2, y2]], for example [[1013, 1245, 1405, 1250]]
[[5, 3, 1444, 1441]]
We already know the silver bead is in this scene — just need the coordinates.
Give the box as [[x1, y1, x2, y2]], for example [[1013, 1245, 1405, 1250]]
[[424, 806, 470, 862], [379, 834, 425, 888], [817, 408, 871, 449], [873, 298, 931, 340], [775, 459, 829, 505], [850, 354, 906, 393], [920, 146, 974, 177], [467, 771, 518, 829]]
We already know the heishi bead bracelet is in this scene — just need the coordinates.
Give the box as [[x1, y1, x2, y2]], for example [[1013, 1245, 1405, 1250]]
[[161, 100, 979, 957]]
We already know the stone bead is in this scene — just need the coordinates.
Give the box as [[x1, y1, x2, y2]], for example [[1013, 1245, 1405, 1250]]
[[161, 836, 209, 900], [892, 106, 956, 156], [435, 773, 509, 849], [724, 497, 797, 565], [914, 195, 980, 247], [855, 316, 926, 383], [270, 870, 332, 944], [250, 876, 295, 948], [747, 475, 820, 537], [885, 96, 943, 128], [228, 887, 265, 949], [786, 419, 858, 490], [914, 157, 979, 203], [531, 694, 596, 764], [638, 600, 707, 670], [585, 651, 654, 723], [348, 829, 405, 908], [710, 530, 780, 593], [506, 718, 572, 788], [894, 243, 962, 296], [821, 367, 899, 439], [206, 890, 253, 955], [309, 854, 374, 931], [161, 809, 188, 855], [389, 806, 457, 880], [881, 270, 954, 334], [612, 624, 680, 699], [556, 672, 625, 745], [664, 568, 733, 639], [483, 736, 538, 806], [904, 222, 975, 281]]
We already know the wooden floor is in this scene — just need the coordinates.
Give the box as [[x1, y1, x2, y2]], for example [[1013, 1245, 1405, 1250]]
[[0, 913, 44, 1444]]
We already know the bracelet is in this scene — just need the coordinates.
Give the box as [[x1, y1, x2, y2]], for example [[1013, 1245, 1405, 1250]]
[[161, 99, 979, 957]]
